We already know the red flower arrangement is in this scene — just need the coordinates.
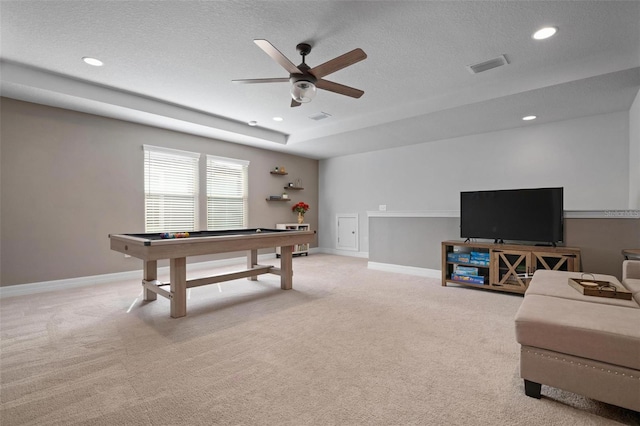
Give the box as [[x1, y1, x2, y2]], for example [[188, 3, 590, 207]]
[[292, 202, 310, 214]]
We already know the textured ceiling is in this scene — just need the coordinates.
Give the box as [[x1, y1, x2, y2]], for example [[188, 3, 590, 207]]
[[1, 1, 639, 159]]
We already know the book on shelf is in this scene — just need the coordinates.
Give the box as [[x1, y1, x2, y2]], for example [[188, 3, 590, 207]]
[[447, 253, 471, 263], [470, 251, 490, 260], [451, 273, 485, 284], [454, 266, 479, 276]]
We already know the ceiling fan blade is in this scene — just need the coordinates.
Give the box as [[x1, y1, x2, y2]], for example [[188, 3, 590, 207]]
[[232, 78, 289, 84], [316, 79, 364, 98], [291, 99, 301, 108], [309, 48, 367, 79], [254, 39, 301, 75]]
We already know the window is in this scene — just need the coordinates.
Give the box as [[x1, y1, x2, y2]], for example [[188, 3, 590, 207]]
[[207, 155, 249, 230], [143, 145, 199, 232]]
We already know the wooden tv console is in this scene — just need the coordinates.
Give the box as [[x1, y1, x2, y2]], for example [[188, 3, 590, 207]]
[[441, 240, 582, 294]]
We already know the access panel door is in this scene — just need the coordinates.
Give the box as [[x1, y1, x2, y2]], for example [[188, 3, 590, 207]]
[[336, 214, 358, 251]]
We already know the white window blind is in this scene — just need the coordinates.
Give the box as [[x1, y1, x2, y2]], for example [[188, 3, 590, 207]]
[[207, 155, 249, 230], [144, 145, 200, 232]]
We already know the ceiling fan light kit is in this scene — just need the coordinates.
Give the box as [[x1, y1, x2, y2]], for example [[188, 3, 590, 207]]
[[233, 39, 366, 107], [291, 80, 317, 103]]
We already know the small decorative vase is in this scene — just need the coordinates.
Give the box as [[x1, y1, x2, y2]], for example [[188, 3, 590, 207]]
[[297, 212, 304, 224]]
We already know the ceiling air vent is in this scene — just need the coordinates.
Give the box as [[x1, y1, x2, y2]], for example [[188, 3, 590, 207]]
[[467, 55, 509, 74], [309, 112, 332, 121]]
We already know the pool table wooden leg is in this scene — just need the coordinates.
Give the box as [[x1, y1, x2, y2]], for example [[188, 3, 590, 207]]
[[170, 257, 187, 318], [247, 249, 258, 281], [280, 245, 293, 290], [143, 260, 158, 301]]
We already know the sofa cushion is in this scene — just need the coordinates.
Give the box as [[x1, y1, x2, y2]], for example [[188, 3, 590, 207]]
[[515, 294, 640, 370], [526, 270, 639, 309]]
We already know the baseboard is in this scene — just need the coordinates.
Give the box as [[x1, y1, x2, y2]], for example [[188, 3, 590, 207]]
[[0, 253, 277, 298], [367, 262, 441, 278], [0, 270, 143, 298], [317, 247, 369, 258]]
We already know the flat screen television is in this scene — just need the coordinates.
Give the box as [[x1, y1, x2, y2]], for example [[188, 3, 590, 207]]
[[460, 187, 564, 244]]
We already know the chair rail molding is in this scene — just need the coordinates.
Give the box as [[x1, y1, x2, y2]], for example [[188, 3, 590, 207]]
[[366, 210, 640, 219], [367, 210, 459, 218]]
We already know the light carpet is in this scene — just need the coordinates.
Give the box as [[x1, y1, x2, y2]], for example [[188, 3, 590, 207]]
[[1, 254, 638, 425]]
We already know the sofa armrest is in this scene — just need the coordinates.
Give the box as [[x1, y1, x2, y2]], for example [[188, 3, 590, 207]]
[[622, 260, 640, 305], [623, 260, 640, 281]]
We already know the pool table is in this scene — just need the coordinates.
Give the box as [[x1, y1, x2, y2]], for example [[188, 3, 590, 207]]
[[109, 228, 316, 318]]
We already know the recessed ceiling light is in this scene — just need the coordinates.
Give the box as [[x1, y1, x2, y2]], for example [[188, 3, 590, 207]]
[[272, 117, 283, 122], [248, 121, 258, 126], [522, 115, 537, 121], [82, 57, 104, 66], [532, 27, 557, 40]]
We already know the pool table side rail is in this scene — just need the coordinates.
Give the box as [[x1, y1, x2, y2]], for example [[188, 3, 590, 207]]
[[109, 230, 316, 261], [121, 228, 290, 242]]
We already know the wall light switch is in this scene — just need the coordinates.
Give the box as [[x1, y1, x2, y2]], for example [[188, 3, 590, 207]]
[[379, 205, 387, 211]]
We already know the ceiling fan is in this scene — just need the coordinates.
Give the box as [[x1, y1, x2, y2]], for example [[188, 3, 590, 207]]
[[233, 39, 367, 107]]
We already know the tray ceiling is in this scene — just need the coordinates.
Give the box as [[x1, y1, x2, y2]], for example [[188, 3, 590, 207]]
[[1, 1, 639, 159]]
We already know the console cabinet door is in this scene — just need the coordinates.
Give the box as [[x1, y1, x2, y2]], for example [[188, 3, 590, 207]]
[[490, 249, 532, 292], [531, 251, 578, 273]]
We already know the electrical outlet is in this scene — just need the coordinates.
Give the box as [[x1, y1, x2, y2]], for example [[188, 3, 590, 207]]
[[379, 204, 387, 211]]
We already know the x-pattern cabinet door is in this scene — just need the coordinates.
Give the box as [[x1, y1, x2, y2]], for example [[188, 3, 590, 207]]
[[490, 249, 532, 292], [532, 251, 578, 272]]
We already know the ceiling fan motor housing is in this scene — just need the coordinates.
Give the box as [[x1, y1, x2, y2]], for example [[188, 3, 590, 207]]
[[290, 65, 317, 85]]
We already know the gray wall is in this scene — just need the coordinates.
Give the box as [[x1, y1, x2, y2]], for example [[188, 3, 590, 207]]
[[565, 217, 640, 278], [369, 217, 459, 269], [2, 96, 638, 286], [1, 98, 319, 286], [319, 111, 632, 255], [368, 216, 639, 279]]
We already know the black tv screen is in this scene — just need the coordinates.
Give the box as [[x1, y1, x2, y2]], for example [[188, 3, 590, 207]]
[[460, 187, 564, 244]]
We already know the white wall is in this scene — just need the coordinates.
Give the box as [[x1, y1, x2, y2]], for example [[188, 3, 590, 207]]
[[319, 111, 630, 253], [629, 89, 640, 209]]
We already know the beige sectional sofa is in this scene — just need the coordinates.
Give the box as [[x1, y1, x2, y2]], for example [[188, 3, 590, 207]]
[[514, 260, 640, 412]]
